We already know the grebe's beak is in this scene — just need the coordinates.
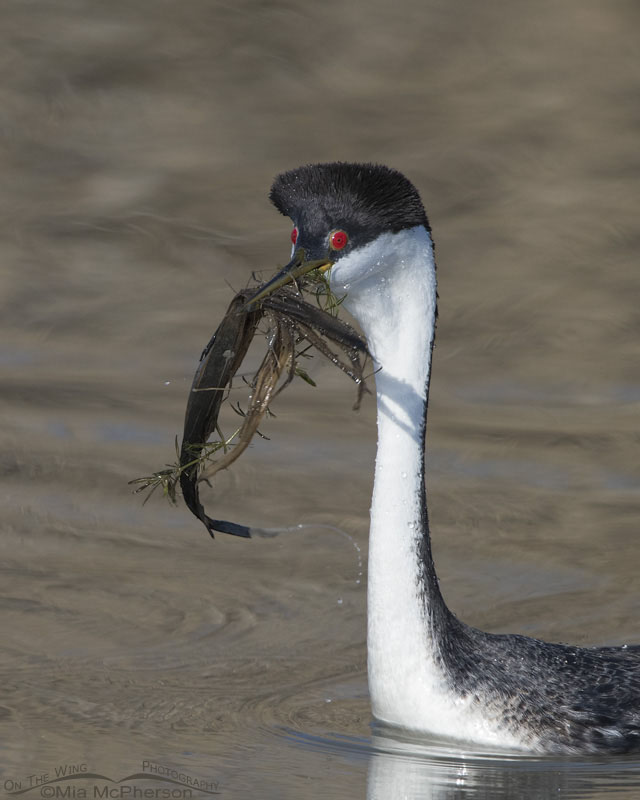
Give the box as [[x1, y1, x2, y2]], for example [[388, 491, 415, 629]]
[[246, 248, 332, 308]]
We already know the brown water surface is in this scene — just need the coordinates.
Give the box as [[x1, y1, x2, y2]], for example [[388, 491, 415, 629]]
[[2, 1, 640, 797]]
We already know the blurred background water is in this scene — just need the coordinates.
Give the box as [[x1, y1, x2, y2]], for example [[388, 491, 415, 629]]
[[1, 1, 639, 797]]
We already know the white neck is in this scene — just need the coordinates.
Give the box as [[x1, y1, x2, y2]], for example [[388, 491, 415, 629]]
[[331, 225, 445, 726], [329, 226, 529, 749]]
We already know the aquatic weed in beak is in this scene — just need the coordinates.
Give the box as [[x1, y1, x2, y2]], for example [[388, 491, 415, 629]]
[[131, 282, 369, 538]]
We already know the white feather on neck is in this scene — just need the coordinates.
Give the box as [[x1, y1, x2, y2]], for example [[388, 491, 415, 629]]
[[329, 226, 525, 748]]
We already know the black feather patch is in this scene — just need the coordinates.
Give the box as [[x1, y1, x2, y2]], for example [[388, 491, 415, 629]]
[[270, 163, 430, 256]]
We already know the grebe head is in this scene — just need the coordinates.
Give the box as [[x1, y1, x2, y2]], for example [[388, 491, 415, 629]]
[[247, 162, 431, 305]]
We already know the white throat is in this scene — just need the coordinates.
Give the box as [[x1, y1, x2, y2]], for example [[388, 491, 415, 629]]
[[330, 225, 436, 398], [330, 225, 440, 725], [329, 226, 524, 748]]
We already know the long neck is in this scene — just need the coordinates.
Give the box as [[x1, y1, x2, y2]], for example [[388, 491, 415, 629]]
[[335, 226, 451, 723]]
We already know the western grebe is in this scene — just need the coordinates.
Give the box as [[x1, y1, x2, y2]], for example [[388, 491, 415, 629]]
[[248, 162, 640, 754]]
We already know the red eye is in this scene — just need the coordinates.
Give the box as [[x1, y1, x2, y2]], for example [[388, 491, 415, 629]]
[[330, 230, 348, 250], [291, 227, 298, 245]]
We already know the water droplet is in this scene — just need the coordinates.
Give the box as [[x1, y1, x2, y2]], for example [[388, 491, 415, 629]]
[[401, 471, 407, 479], [408, 522, 415, 529]]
